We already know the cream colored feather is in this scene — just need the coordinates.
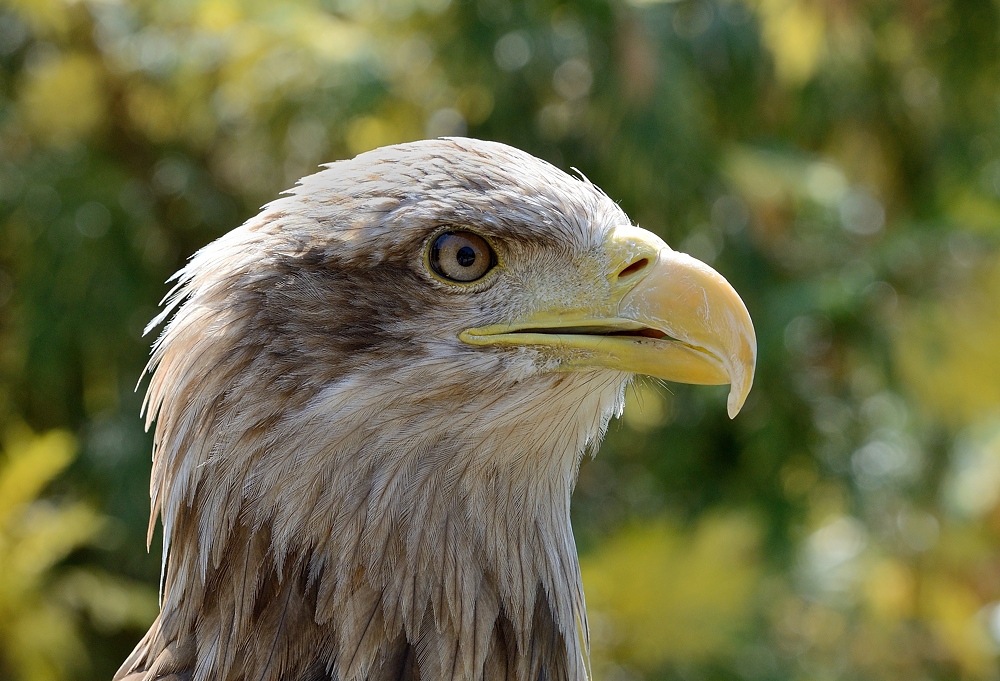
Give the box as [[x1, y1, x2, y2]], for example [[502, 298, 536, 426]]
[[117, 138, 638, 681]]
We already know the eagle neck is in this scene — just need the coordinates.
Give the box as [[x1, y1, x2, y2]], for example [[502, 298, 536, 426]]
[[127, 369, 622, 681]]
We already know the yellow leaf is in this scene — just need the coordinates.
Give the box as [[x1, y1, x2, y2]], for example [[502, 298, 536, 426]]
[[1, 0, 70, 36], [0, 427, 75, 528], [11, 502, 102, 580], [582, 513, 761, 671], [125, 82, 181, 144], [752, 0, 827, 85], [196, 0, 243, 32], [54, 569, 159, 633], [863, 558, 915, 621], [923, 574, 995, 676], [19, 52, 105, 147], [0, 427, 157, 681], [947, 188, 1000, 234], [897, 257, 1000, 427], [5, 602, 84, 681]]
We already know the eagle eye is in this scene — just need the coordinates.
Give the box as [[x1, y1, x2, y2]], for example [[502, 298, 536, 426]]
[[429, 231, 496, 283]]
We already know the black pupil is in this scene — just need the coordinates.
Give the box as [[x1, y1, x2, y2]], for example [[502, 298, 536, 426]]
[[456, 245, 476, 267]]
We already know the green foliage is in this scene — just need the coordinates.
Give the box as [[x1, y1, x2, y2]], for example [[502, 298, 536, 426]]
[[582, 513, 761, 674], [0, 428, 158, 681], [0, 0, 998, 678]]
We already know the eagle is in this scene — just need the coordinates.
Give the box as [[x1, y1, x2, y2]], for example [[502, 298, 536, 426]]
[[116, 138, 755, 681]]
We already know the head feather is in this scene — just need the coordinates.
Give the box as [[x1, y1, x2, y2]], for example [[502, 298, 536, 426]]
[[119, 138, 633, 681]]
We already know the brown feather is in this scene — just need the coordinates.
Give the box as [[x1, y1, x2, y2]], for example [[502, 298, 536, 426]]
[[117, 138, 633, 681]]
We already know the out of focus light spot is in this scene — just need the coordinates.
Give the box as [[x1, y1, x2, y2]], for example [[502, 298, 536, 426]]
[[864, 559, 915, 620], [134, 28, 177, 75], [944, 421, 1000, 519], [671, 0, 713, 40], [75, 202, 111, 239], [118, 181, 154, 221], [839, 188, 885, 236], [902, 67, 940, 112], [0, 14, 28, 55], [551, 17, 587, 60], [723, 146, 802, 204], [212, 82, 251, 123], [20, 51, 106, 147], [126, 83, 178, 143], [303, 14, 367, 62], [947, 231, 980, 269], [392, 35, 434, 76], [896, 509, 939, 552], [924, 577, 996, 674], [812, 396, 852, 435], [780, 457, 818, 498], [984, 602, 1000, 646], [4, 0, 70, 35], [153, 157, 192, 196], [860, 392, 908, 430], [755, 0, 826, 85], [710, 194, 749, 235], [680, 231, 719, 265], [805, 162, 847, 205], [784, 315, 833, 359], [494, 31, 531, 71], [346, 116, 399, 155], [980, 159, 1000, 198], [256, 46, 309, 91], [878, 20, 914, 64], [946, 187, 1000, 237], [863, 280, 898, 316], [424, 108, 466, 138], [800, 516, 867, 597], [831, 259, 876, 313], [536, 102, 571, 140], [623, 382, 672, 432], [552, 58, 592, 100], [850, 363, 883, 400], [851, 436, 921, 489], [196, 0, 243, 31], [456, 85, 494, 125], [286, 117, 329, 160]]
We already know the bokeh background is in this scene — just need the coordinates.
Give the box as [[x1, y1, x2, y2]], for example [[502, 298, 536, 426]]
[[1, 0, 999, 678]]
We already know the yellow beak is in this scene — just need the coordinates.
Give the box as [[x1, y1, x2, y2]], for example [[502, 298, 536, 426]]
[[460, 226, 757, 418]]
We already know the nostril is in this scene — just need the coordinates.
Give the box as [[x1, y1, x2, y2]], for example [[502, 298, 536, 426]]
[[618, 257, 649, 279]]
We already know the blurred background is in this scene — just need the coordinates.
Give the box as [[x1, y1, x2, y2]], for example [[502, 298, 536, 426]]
[[1, 0, 999, 678]]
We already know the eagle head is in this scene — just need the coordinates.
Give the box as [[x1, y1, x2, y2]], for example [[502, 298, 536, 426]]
[[120, 138, 755, 681]]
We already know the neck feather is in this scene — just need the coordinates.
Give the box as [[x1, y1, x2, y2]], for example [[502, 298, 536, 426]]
[[121, 347, 625, 681]]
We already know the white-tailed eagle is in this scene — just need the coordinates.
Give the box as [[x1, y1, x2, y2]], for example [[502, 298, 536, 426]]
[[116, 138, 755, 681]]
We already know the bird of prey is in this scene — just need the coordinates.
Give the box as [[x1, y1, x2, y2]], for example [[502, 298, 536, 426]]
[[116, 138, 755, 681]]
